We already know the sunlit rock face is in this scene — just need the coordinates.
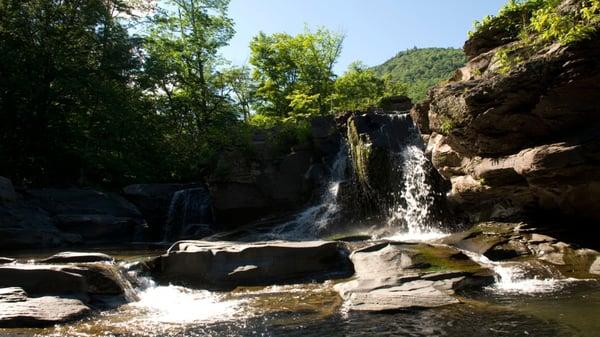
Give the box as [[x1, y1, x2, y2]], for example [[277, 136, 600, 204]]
[[414, 13, 600, 223], [149, 240, 354, 290]]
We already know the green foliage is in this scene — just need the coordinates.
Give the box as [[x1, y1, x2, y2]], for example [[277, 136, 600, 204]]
[[331, 62, 408, 112], [371, 48, 466, 102], [472, 0, 600, 57], [249, 27, 344, 118], [440, 118, 455, 135]]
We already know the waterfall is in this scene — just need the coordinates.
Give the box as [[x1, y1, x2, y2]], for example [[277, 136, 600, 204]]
[[163, 187, 213, 242], [267, 144, 348, 240], [384, 117, 446, 241]]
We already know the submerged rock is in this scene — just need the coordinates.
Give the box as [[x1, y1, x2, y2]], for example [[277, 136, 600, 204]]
[[150, 240, 354, 290], [0, 287, 91, 328], [335, 242, 493, 312]]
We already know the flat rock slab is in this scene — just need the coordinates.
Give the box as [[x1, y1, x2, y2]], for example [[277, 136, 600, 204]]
[[0, 257, 15, 264], [335, 242, 492, 312], [151, 240, 354, 290], [0, 287, 90, 328], [40, 251, 114, 264]]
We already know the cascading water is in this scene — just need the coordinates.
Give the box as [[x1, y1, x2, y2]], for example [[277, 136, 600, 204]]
[[383, 115, 446, 241], [266, 144, 348, 240]]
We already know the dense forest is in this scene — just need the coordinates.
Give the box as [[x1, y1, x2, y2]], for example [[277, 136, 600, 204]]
[[0, 0, 413, 188], [372, 48, 466, 102]]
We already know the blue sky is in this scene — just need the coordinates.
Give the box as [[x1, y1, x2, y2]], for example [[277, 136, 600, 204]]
[[221, 0, 507, 74]]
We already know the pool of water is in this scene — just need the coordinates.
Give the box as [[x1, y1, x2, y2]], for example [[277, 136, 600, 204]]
[[2, 249, 599, 337]]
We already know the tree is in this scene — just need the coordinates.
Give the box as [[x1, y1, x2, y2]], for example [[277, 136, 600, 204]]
[[249, 27, 344, 118], [218, 65, 256, 121], [0, 0, 160, 185], [331, 62, 408, 112]]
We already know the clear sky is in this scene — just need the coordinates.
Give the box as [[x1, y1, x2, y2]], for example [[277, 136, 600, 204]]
[[221, 0, 507, 74]]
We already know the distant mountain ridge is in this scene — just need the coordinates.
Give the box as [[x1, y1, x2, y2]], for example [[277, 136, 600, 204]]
[[372, 47, 466, 102]]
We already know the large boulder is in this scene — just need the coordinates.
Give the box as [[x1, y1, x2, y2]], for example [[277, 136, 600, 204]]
[[0, 287, 91, 328], [0, 202, 81, 250], [334, 241, 493, 312], [123, 183, 200, 240], [40, 252, 114, 264], [150, 240, 354, 290], [24, 188, 147, 243]]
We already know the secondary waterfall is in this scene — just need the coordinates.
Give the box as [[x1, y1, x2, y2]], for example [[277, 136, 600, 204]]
[[267, 144, 348, 240], [163, 187, 213, 242]]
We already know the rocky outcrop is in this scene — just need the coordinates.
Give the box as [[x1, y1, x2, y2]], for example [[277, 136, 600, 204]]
[[346, 112, 418, 208], [335, 242, 493, 311], [209, 117, 342, 226], [418, 12, 600, 223], [150, 240, 353, 290]]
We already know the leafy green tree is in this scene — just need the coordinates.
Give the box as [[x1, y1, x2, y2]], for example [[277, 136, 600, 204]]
[[331, 62, 408, 111], [0, 0, 162, 185], [249, 27, 344, 118]]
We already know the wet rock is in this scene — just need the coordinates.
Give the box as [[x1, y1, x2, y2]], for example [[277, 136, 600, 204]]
[[0, 257, 15, 264], [0, 287, 91, 328], [151, 240, 354, 290], [0, 176, 16, 203], [335, 242, 493, 312], [54, 214, 145, 243], [0, 263, 126, 297], [310, 115, 342, 158], [40, 252, 114, 264]]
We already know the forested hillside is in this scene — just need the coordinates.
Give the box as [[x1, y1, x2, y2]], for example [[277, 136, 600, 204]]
[[372, 47, 466, 101]]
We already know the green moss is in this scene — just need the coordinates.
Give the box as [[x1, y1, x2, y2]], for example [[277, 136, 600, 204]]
[[412, 244, 484, 273]]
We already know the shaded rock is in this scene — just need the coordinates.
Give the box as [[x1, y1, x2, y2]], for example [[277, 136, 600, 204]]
[[123, 183, 198, 240], [0, 265, 87, 295], [0, 176, 16, 203], [24, 188, 147, 243], [40, 252, 114, 264], [0, 287, 91, 328], [335, 242, 493, 312], [151, 240, 353, 290], [310, 116, 342, 158], [54, 214, 145, 243], [379, 95, 413, 112]]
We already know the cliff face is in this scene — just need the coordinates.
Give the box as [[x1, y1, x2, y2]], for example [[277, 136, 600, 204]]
[[413, 8, 600, 223]]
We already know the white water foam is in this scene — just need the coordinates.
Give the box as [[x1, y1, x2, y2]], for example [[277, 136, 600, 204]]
[[465, 252, 575, 294], [385, 142, 446, 241], [132, 284, 242, 324]]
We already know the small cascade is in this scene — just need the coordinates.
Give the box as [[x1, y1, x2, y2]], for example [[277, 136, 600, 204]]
[[267, 144, 348, 240], [163, 187, 213, 242], [464, 251, 576, 294]]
